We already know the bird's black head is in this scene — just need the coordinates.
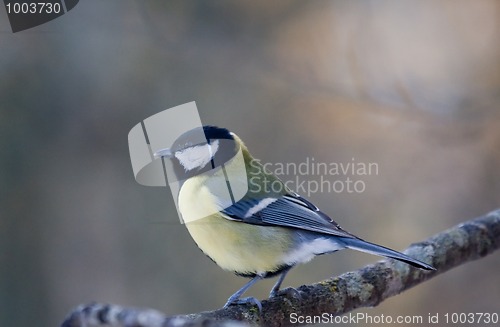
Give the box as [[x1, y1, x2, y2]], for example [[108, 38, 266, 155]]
[[159, 125, 239, 180], [170, 125, 234, 153]]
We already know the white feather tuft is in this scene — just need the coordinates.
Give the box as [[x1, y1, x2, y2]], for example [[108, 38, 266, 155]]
[[175, 139, 219, 171]]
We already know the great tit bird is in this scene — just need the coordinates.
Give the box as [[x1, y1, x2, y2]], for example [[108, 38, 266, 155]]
[[154, 125, 435, 310]]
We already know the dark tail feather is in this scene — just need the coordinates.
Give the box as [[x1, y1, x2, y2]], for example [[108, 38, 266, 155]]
[[340, 237, 435, 270]]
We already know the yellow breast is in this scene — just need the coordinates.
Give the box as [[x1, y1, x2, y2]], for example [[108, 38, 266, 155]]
[[178, 172, 294, 275]]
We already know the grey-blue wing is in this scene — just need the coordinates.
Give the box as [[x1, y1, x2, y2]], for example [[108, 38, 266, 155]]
[[221, 192, 435, 270], [222, 192, 358, 239]]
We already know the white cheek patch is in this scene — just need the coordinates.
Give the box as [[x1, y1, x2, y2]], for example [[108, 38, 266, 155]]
[[175, 139, 219, 171], [207, 139, 219, 159]]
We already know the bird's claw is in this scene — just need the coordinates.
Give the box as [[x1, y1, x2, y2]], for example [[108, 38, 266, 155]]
[[224, 296, 262, 313], [270, 287, 302, 300]]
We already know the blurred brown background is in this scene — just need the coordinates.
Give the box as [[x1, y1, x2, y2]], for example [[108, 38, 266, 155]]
[[1, 1, 499, 326]]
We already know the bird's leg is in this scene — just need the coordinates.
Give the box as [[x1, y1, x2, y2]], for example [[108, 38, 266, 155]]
[[269, 268, 290, 298], [269, 267, 301, 299], [224, 274, 265, 312]]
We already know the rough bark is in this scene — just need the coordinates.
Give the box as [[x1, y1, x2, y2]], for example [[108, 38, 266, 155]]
[[61, 208, 500, 327]]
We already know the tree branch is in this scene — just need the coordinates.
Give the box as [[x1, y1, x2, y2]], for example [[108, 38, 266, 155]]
[[61, 208, 500, 327]]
